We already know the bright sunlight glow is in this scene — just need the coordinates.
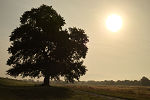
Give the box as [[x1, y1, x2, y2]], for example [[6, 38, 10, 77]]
[[106, 14, 122, 32]]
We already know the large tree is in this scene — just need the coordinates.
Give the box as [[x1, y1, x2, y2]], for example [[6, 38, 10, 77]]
[[140, 76, 150, 86], [7, 5, 89, 86]]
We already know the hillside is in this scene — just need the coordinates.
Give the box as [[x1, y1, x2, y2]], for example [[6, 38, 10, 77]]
[[0, 77, 36, 86]]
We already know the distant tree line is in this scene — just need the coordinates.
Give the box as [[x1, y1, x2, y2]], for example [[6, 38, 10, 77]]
[[1, 76, 150, 86], [79, 76, 150, 86], [50, 76, 150, 86]]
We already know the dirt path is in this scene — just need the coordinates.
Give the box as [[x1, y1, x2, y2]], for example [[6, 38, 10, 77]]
[[76, 90, 127, 100]]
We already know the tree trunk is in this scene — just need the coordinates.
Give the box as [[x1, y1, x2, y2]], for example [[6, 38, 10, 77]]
[[43, 75, 50, 86]]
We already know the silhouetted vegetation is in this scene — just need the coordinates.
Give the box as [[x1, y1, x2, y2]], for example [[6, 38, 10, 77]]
[[140, 76, 150, 86], [50, 76, 150, 86], [7, 5, 89, 86], [79, 76, 150, 86]]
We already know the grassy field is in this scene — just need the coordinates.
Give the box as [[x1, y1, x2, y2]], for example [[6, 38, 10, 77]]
[[65, 85, 150, 100], [0, 78, 150, 100], [0, 78, 105, 100]]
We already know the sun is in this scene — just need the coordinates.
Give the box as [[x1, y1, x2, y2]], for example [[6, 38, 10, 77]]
[[106, 14, 122, 32]]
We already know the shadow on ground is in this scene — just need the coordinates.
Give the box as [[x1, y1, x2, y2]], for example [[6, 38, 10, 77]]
[[0, 85, 73, 100]]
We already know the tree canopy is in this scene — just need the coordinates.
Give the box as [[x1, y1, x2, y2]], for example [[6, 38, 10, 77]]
[[140, 76, 150, 86], [7, 5, 89, 86]]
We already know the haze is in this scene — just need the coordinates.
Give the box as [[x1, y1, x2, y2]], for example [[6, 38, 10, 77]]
[[0, 0, 150, 81]]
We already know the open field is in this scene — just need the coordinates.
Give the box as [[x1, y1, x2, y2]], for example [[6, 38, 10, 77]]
[[0, 78, 110, 100], [64, 85, 150, 100], [0, 78, 150, 100]]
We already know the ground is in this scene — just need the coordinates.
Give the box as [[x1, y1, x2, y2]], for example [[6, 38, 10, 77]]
[[0, 78, 150, 100]]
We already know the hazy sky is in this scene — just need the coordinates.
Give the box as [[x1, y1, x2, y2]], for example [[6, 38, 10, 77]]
[[0, 0, 150, 81]]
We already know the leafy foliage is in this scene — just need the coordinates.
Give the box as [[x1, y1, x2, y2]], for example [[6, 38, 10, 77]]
[[7, 5, 89, 84]]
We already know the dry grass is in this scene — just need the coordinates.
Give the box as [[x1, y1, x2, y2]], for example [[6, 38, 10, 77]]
[[64, 85, 150, 100]]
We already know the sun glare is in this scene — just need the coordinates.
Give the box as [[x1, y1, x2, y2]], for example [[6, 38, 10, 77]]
[[106, 14, 122, 32]]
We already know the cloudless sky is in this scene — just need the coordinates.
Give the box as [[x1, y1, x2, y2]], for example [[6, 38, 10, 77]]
[[0, 0, 150, 81]]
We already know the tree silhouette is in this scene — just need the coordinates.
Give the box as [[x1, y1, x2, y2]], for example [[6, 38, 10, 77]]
[[7, 5, 89, 86], [140, 76, 150, 86]]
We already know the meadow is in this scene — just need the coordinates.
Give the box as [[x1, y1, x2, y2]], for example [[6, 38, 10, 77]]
[[0, 78, 150, 100]]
